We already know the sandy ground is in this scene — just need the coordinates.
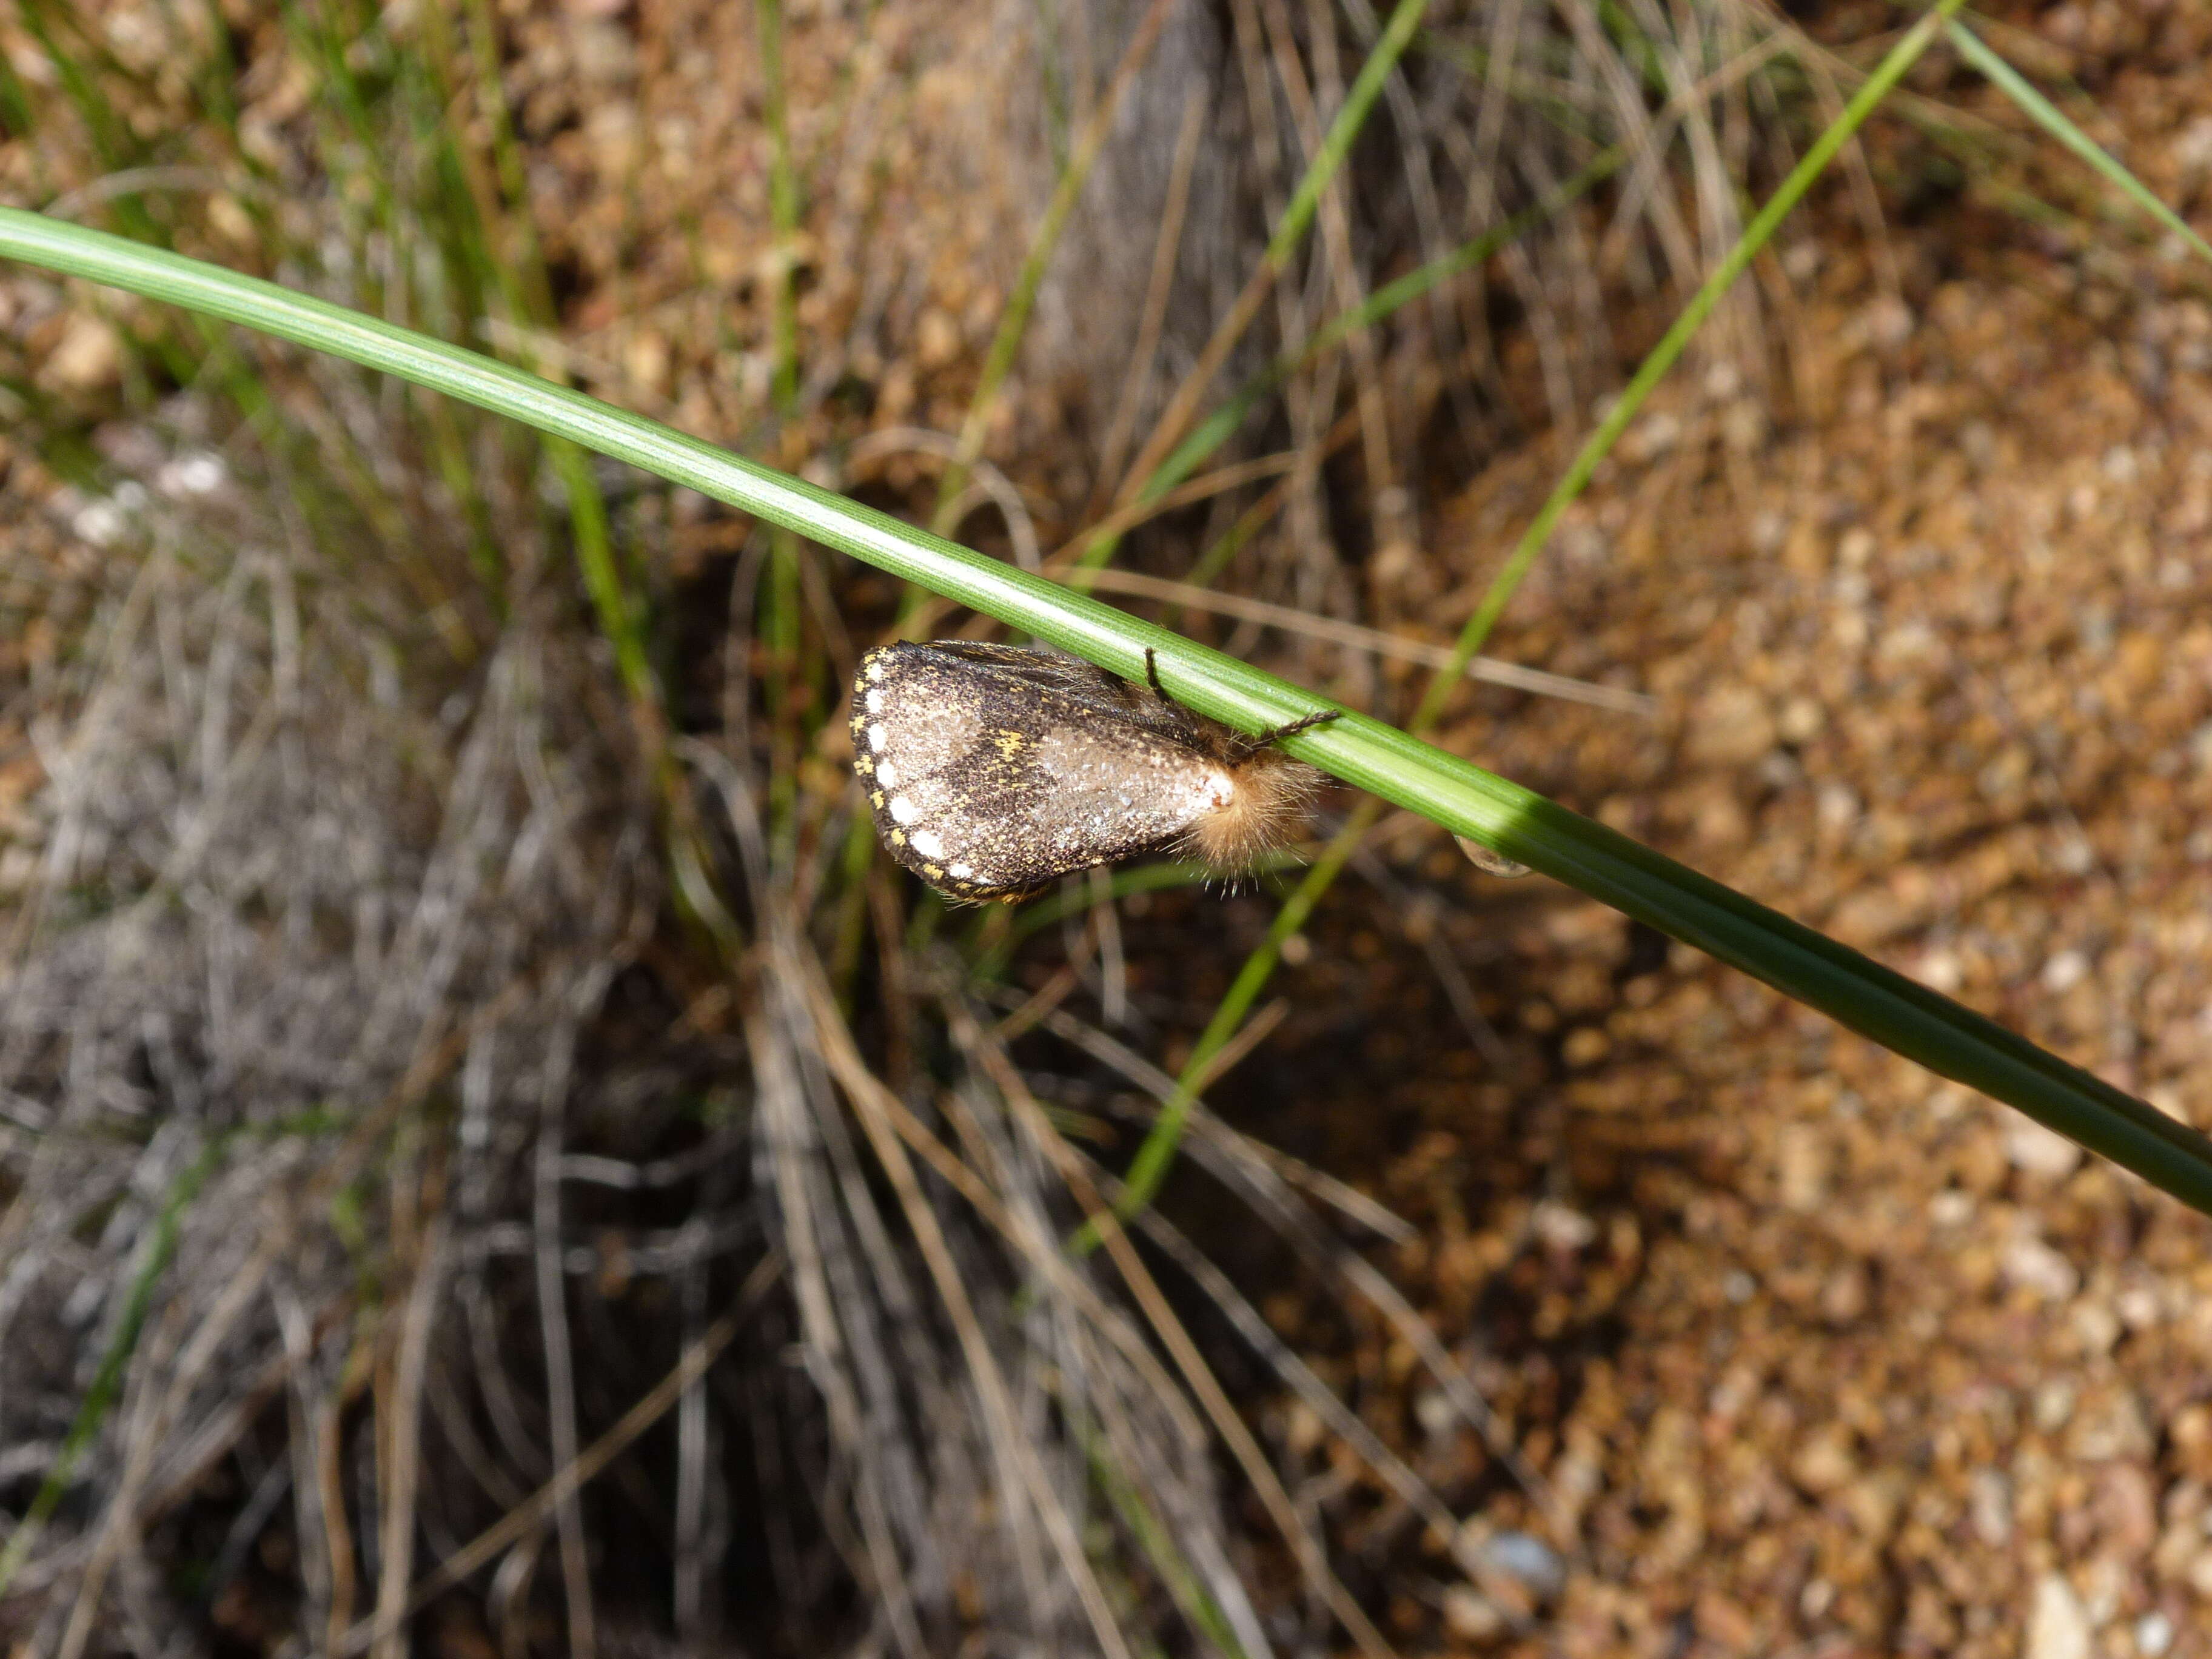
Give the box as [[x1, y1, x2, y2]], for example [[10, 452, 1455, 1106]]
[[1219, 23, 2212, 1651]]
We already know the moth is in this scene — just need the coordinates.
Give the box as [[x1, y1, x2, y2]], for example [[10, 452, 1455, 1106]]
[[849, 640, 1339, 902]]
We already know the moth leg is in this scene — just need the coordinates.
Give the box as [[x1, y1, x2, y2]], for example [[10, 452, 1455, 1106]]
[[1142, 647, 1173, 706], [1232, 708, 1341, 759]]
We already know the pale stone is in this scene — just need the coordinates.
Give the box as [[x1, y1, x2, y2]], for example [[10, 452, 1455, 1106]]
[[2025, 1575, 2090, 1659]]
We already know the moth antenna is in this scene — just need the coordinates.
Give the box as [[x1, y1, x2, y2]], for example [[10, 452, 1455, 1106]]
[[1228, 707, 1341, 762], [1141, 652, 1335, 757]]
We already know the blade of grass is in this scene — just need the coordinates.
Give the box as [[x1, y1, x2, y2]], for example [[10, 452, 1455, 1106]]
[[1432, 0, 1970, 708], [1079, 1410, 1255, 1659], [0, 1108, 347, 1595], [970, 851, 1309, 982], [1078, 0, 1433, 577], [0, 1135, 224, 1598], [757, 0, 802, 417], [1137, 144, 1629, 532], [1099, 0, 1977, 1235], [927, 0, 1179, 535], [1946, 18, 2212, 267], [423, 0, 741, 948], [4, 181, 2211, 1223], [755, 0, 811, 846], [431, 0, 651, 708], [1101, 17, 1804, 582]]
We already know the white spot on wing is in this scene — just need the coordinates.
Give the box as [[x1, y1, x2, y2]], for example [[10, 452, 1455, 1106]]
[[875, 759, 899, 787], [910, 828, 946, 859], [888, 795, 917, 826], [865, 688, 885, 714], [866, 659, 886, 682], [868, 723, 888, 752], [949, 862, 973, 879]]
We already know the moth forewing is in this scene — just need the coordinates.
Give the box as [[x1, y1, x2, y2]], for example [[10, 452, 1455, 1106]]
[[851, 642, 1335, 902]]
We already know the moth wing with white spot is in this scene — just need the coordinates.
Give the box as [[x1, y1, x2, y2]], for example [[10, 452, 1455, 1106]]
[[851, 642, 1231, 900]]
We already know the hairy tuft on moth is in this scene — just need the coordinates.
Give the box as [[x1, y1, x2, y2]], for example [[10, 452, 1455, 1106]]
[[849, 640, 1339, 903]]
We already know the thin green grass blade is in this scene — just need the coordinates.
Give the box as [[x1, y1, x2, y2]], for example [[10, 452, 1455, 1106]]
[[928, 0, 1176, 534], [1142, 145, 1627, 526], [756, 0, 802, 414], [970, 851, 1307, 981], [0, 1108, 346, 1597], [2, 198, 2209, 1223], [1264, 0, 1431, 270], [0, 1136, 223, 1597], [1948, 18, 2212, 268], [754, 0, 812, 845], [1098, 0, 1976, 1230], [1073, 0, 1433, 576], [1102, 802, 1377, 1240], [1081, 1413, 1254, 1659], [1432, 0, 1970, 706], [440, 0, 649, 705]]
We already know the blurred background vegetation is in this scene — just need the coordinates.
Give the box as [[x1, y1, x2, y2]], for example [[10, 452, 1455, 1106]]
[[7, 1, 2212, 1655]]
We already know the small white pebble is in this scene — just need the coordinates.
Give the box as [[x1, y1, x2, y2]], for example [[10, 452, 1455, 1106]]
[[2005, 1121, 2083, 1179], [72, 500, 125, 546], [1439, 1587, 1503, 1642], [156, 451, 226, 496], [1480, 1530, 1566, 1601], [2026, 1575, 2090, 1659], [2005, 1235, 2080, 1302], [2042, 948, 2090, 993]]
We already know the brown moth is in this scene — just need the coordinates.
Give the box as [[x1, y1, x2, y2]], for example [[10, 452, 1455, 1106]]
[[849, 640, 1338, 902]]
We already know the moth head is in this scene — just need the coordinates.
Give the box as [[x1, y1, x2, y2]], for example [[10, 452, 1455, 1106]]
[[1179, 744, 1325, 870]]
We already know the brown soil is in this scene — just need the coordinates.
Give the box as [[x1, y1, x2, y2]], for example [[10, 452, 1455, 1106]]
[[1219, 15, 2212, 1652]]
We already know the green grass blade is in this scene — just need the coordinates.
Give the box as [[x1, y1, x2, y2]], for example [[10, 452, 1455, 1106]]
[[1107, 802, 1376, 1235], [1429, 0, 1971, 708], [756, 0, 802, 415], [1141, 145, 1627, 525], [930, 0, 1176, 533], [1947, 18, 2212, 267], [2, 203, 2209, 1222], [1264, 0, 1430, 269], [1955, 18, 2212, 264], [0, 1135, 224, 1597], [1075, 0, 1433, 574], [1098, 0, 1977, 1230]]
